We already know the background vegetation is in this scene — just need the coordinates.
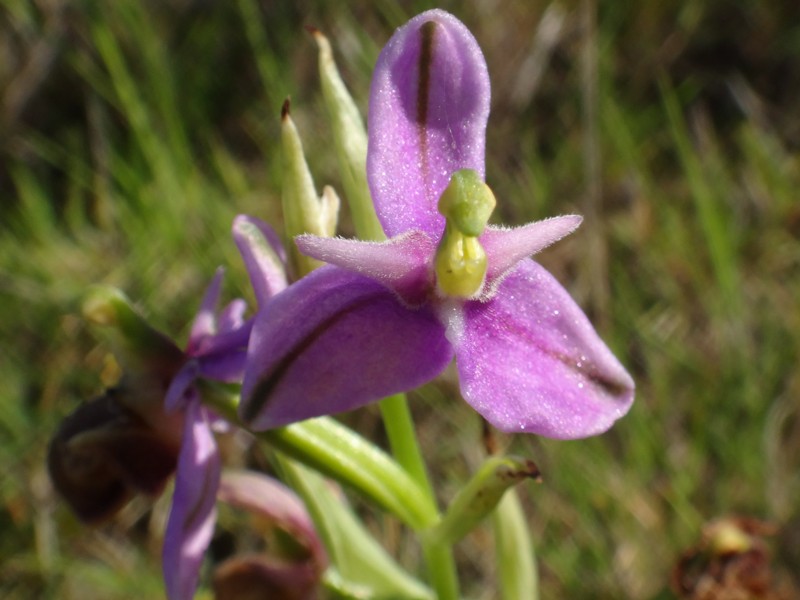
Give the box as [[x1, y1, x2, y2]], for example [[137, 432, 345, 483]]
[[2, 0, 799, 598]]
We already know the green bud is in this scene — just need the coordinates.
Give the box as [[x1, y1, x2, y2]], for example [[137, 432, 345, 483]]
[[426, 455, 540, 546], [311, 28, 384, 241], [281, 99, 340, 276]]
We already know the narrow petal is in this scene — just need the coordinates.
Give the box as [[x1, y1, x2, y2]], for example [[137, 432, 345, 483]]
[[217, 299, 247, 334], [448, 259, 634, 438], [187, 269, 224, 354], [163, 401, 221, 600], [240, 266, 453, 430], [232, 215, 289, 305], [368, 9, 490, 238], [295, 231, 436, 305], [165, 361, 200, 412], [480, 215, 583, 298]]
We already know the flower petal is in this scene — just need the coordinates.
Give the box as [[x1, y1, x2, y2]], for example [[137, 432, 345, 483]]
[[197, 348, 248, 383], [187, 269, 224, 352], [240, 266, 453, 430], [212, 554, 322, 600], [165, 361, 200, 412], [368, 9, 490, 238], [481, 215, 583, 298], [232, 215, 289, 305], [217, 299, 247, 334], [163, 400, 221, 600], [447, 259, 634, 438], [295, 231, 436, 305]]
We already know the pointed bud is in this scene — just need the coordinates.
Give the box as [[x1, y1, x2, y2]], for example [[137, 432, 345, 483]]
[[281, 99, 340, 276], [427, 455, 541, 545], [310, 27, 384, 241]]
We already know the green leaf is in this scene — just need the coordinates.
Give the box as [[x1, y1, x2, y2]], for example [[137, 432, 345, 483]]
[[493, 490, 538, 600], [200, 386, 438, 530], [277, 457, 434, 600], [264, 417, 438, 530]]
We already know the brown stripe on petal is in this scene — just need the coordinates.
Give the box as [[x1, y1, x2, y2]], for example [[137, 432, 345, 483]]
[[416, 20, 438, 195], [416, 21, 437, 127], [243, 291, 385, 424]]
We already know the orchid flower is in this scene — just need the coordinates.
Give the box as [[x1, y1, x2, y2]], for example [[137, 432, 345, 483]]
[[162, 215, 288, 600], [240, 9, 633, 439]]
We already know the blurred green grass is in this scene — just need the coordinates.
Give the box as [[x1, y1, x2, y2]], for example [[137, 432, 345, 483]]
[[2, 0, 799, 598]]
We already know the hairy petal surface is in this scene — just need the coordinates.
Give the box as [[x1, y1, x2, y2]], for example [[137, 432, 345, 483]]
[[368, 9, 490, 238], [448, 259, 634, 438], [241, 266, 453, 430], [480, 215, 583, 298], [163, 401, 221, 600], [296, 231, 436, 305]]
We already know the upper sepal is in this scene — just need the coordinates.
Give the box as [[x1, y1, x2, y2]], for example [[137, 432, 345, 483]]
[[367, 9, 491, 238]]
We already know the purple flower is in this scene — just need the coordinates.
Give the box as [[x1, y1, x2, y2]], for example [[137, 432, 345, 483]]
[[240, 10, 633, 438], [163, 215, 288, 600]]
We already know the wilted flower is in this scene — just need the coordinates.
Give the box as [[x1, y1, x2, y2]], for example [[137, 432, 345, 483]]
[[672, 517, 799, 600], [48, 289, 186, 523], [240, 10, 633, 438], [47, 386, 184, 523]]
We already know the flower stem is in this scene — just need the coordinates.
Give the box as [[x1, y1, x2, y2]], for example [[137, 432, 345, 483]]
[[378, 394, 433, 497], [422, 542, 460, 600], [493, 490, 538, 600], [378, 394, 460, 599]]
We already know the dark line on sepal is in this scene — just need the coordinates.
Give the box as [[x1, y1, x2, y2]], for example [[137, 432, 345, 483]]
[[242, 292, 385, 424], [416, 20, 438, 195]]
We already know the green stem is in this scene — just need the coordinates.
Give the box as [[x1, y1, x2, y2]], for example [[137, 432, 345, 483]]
[[378, 395, 460, 599], [378, 394, 433, 497], [493, 490, 538, 600], [422, 541, 460, 600]]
